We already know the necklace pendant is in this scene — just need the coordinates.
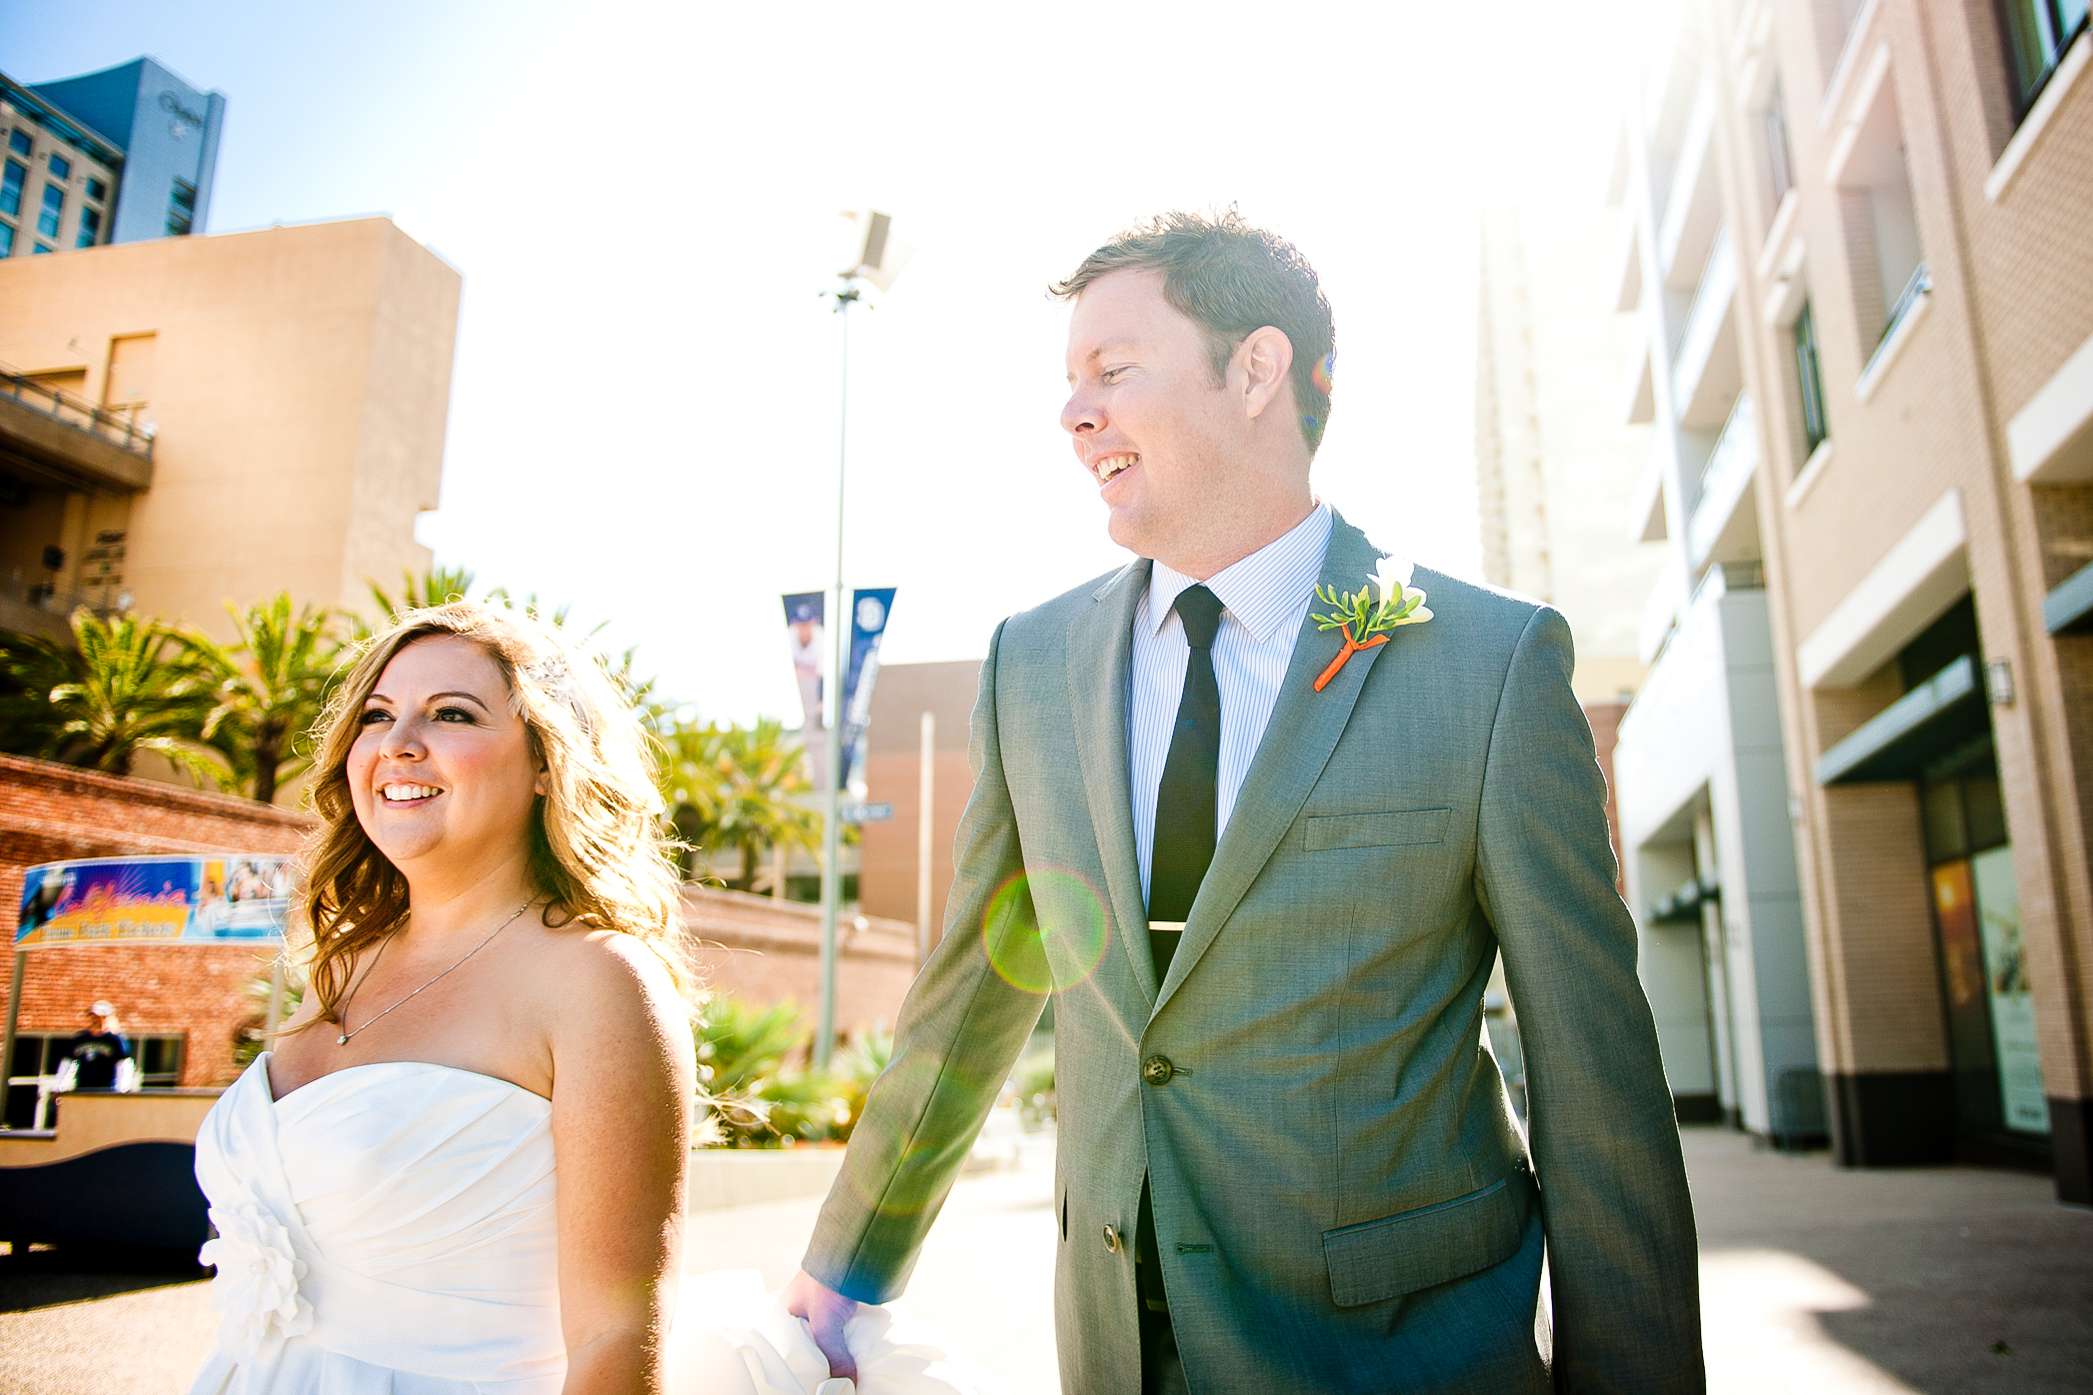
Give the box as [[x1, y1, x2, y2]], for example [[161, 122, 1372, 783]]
[[337, 1032, 350, 1046]]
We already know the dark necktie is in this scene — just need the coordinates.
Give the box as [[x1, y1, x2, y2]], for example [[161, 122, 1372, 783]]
[[1148, 583, 1223, 985]]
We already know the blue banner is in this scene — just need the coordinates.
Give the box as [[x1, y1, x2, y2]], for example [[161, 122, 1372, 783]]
[[781, 591, 826, 736], [840, 587, 896, 793]]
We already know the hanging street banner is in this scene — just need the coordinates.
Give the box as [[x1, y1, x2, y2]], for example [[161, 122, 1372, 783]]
[[14, 855, 295, 950], [781, 591, 826, 737], [840, 587, 897, 793]]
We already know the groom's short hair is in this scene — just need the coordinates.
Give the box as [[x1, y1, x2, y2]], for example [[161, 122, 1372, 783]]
[[1050, 208, 1336, 454]]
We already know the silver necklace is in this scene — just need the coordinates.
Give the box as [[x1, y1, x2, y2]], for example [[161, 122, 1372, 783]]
[[334, 901, 533, 1046]]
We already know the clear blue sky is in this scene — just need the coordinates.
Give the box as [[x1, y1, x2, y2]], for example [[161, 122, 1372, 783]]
[[2, 2, 1644, 722]]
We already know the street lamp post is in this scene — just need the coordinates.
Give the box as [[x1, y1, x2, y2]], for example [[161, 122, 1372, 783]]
[[815, 278, 859, 1071], [813, 210, 902, 1070]]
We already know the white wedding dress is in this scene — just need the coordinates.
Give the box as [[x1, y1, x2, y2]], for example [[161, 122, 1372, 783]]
[[188, 1053, 985, 1394]]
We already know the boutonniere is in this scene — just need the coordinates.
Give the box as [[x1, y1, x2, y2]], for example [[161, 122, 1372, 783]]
[[1310, 557, 1433, 692]]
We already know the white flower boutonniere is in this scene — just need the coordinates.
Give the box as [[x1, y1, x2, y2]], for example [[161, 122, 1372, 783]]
[[1309, 558, 1433, 692]]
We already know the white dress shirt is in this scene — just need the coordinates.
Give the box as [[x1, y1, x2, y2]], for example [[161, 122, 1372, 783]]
[[1128, 502, 1334, 905]]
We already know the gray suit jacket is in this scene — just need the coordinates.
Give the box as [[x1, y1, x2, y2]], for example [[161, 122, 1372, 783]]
[[805, 512, 1703, 1394]]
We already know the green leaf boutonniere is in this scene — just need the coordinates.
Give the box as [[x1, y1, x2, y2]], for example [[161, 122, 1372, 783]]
[[1309, 557, 1433, 692]]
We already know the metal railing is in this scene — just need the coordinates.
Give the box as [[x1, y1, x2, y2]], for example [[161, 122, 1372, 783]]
[[0, 363, 156, 460], [1875, 262, 1931, 352], [1671, 228, 1734, 364]]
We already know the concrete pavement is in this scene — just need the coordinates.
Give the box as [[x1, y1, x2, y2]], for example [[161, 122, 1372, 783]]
[[3, 1125, 2089, 1392]]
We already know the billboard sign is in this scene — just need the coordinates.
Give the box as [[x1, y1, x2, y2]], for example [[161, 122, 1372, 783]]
[[14, 855, 294, 950]]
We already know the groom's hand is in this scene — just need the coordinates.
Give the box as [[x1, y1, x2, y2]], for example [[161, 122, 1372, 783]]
[[784, 1268, 860, 1381]]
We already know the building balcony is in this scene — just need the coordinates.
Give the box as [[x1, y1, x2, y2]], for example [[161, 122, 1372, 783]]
[[1687, 393, 1760, 569], [1671, 231, 1742, 430], [0, 366, 154, 493], [1658, 83, 1721, 289]]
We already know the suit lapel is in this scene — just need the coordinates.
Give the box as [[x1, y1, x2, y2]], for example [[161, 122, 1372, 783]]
[[1064, 560, 1161, 1005], [1153, 513, 1388, 1013]]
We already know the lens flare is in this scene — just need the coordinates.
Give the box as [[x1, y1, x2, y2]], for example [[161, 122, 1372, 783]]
[[981, 867, 1110, 994], [1311, 350, 1336, 396]]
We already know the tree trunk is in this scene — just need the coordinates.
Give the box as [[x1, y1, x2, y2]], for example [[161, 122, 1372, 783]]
[[253, 732, 281, 805]]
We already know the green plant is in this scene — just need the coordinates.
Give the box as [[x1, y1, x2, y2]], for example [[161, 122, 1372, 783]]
[[0, 609, 227, 787], [657, 715, 821, 889], [691, 994, 891, 1148], [190, 594, 347, 803]]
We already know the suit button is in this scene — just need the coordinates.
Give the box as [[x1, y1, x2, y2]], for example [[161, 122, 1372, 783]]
[[1141, 1054, 1175, 1086], [1103, 1224, 1122, 1254]]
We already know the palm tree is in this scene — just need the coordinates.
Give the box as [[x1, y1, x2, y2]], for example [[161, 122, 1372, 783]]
[[658, 715, 822, 889], [191, 594, 348, 804], [365, 565, 478, 627], [0, 609, 227, 786]]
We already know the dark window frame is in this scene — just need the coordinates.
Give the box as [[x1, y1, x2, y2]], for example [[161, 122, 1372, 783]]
[[1793, 300, 1830, 455], [36, 180, 63, 239], [1997, 0, 2091, 118]]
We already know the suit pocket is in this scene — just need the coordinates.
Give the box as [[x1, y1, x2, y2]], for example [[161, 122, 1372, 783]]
[[1305, 807, 1450, 852], [1322, 1162, 1531, 1308]]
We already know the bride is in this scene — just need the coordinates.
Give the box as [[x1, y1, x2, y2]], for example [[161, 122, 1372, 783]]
[[188, 602, 979, 1395]]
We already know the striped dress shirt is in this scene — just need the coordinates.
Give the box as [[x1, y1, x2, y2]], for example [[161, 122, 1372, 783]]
[[1128, 502, 1335, 906]]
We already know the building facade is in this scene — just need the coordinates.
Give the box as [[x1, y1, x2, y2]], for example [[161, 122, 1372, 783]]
[[856, 658, 981, 959], [1621, 0, 2093, 1203], [0, 57, 225, 261], [0, 218, 460, 650], [1611, 1, 1824, 1146]]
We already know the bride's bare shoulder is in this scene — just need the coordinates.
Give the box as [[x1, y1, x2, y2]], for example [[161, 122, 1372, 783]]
[[525, 919, 693, 1079]]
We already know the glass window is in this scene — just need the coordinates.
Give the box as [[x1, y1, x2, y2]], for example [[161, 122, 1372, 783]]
[[48, 153, 70, 182], [0, 220, 13, 257], [76, 204, 100, 248], [32, 242, 52, 255], [1793, 300, 1830, 454], [2002, 0, 2092, 114], [1923, 780, 1969, 862], [37, 182, 63, 239], [6, 129, 28, 157], [85, 175, 108, 203], [0, 158, 22, 218], [1966, 770, 2008, 849], [1764, 82, 1795, 207], [167, 177, 197, 237]]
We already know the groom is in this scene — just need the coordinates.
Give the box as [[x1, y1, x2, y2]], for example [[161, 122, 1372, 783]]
[[787, 211, 1703, 1393]]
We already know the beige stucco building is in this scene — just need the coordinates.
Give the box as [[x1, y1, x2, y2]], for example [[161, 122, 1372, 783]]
[[1621, 0, 2092, 1203], [0, 217, 460, 646]]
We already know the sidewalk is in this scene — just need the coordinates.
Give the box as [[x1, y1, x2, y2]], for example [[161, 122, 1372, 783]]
[[2, 1125, 2088, 1392], [1687, 1124, 2093, 1392]]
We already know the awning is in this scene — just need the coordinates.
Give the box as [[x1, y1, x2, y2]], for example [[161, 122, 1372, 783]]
[[2044, 559, 2093, 636], [1816, 655, 1987, 785]]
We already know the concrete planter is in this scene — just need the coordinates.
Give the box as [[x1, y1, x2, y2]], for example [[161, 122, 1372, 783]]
[[685, 1145, 848, 1213]]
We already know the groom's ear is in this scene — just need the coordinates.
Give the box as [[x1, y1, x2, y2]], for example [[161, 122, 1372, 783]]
[[1234, 325, 1294, 423]]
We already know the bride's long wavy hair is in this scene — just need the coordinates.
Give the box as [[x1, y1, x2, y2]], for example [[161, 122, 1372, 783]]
[[294, 602, 689, 1030]]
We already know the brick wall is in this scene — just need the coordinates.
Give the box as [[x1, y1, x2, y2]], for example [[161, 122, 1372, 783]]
[[0, 754, 312, 1087], [3, 756, 926, 1087]]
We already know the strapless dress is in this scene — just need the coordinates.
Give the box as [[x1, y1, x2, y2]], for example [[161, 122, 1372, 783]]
[[188, 1052, 984, 1394]]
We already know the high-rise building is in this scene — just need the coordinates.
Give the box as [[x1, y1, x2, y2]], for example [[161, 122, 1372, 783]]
[[1474, 206, 1664, 707], [1615, 0, 2093, 1204], [0, 57, 226, 261]]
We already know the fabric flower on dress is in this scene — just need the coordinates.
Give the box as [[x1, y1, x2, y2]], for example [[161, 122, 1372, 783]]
[[198, 1200, 313, 1361]]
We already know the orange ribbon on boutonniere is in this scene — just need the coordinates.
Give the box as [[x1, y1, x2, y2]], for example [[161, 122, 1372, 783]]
[[1310, 557, 1434, 692]]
